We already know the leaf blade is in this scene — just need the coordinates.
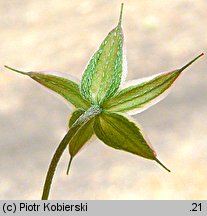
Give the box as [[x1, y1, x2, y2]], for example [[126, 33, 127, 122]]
[[94, 111, 170, 171], [68, 109, 94, 158], [94, 111, 156, 160], [81, 5, 125, 104], [66, 106, 100, 174], [103, 53, 204, 114], [4, 66, 90, 110], [66, 105, 101, 175]]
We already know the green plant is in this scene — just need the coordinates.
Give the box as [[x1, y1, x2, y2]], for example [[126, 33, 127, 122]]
[[4, 3, 203, 200]]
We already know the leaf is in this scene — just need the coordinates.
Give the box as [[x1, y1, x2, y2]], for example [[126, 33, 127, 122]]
[[81, 3, 126, 105], [4, 66, 90, 110], [68, 109, 94, 166], [103, 53, 204, 115], [65, 105, 101, 174], [94, 111, 156, 159], [69, 117, 94, 157], [94, 111, 170, 171]]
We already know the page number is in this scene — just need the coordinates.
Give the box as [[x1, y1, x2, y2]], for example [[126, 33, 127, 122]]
[[190, 203, 202, 212]]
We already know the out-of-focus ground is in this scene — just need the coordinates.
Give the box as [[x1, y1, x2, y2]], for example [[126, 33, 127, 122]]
[[0, 0, 207, 199]]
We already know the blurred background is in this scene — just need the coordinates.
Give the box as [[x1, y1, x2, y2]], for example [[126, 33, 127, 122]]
[[0, 0, 207, 199]]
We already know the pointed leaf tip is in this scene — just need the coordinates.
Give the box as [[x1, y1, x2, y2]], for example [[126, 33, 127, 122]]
[[180, 53, 204, 72], [4, 65, 29, 75], [118, 3, 124, 26], [155, 158, 171, 172], [103, 52, 204, 115], [66, 157, 73, 175]]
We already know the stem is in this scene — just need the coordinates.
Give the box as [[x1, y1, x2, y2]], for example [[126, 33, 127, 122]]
[[41, 105, 101, 200], [41, 129, 74, 200]]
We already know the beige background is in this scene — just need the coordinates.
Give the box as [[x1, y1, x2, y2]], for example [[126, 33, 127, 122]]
[[0, 0, 207, 199]]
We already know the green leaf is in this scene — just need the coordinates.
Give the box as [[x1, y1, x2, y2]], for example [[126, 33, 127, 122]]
[[94, 111, 156, 159], [66, 105, 101, 174], [4, 66, 90, 110], [68, 109, 95, 154], [94, 111, 170, 171], [103, 53, 204, 114], [68, 108, 94, 164], [81, 3, 126, 105], [69, 117, 94, 157]]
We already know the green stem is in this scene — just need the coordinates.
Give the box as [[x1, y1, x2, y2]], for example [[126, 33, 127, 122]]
[[41, 129, 74, 200], [41, 105, 101, 200]]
